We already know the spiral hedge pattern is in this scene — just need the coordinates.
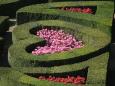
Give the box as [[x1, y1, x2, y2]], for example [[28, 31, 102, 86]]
[[0, 0, 114, 86]]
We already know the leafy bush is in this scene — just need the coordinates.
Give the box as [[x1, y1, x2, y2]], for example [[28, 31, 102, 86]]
[[17, 1, 114, 27], [1, 1, 114, 86]]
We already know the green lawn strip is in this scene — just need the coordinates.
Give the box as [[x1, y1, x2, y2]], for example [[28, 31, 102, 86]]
[[17, 1, 114, 26], [8, 20, 110, 66]]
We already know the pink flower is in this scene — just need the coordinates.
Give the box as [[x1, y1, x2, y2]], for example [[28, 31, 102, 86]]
[[32, 28, 84, 55]]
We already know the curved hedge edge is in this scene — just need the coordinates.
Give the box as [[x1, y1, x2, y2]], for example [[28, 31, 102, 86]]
[[8, 52, 109, 85], [0, 76, 29, 86], [16, 1, 114, 26], [0, 68, 76, 86], [9, 20, 110, 67], [9, 21, 110, 65]]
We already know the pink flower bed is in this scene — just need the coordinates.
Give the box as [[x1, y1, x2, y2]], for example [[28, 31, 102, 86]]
[[32, 28, 84, 55], [38, 75, 85, 85], [61, 7, 93, 14]]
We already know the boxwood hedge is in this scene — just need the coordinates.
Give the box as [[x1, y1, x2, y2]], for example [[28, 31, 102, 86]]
[[5, 0, 114, 86], [9, 20, 111, 66], [17, 1, 114, 27], [9, 20, 110, 85], [0, 68, 83, 86]]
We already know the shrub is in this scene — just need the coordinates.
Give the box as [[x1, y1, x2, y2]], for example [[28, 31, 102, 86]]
[[8, 1, 114, 85], [17, 1, 114, 27]]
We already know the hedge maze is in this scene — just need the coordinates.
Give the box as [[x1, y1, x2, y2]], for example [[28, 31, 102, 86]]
[[0, 0, 114, 86]]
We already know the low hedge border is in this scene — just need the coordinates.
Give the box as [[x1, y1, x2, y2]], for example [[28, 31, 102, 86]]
[[17, 1, 114, 27], [8, 19, 110, 84], [9, 20, 111, 67], [0, 68, 85, 86], [0, 58, 109, 86], [1, 51, 109, 85], [8, 1, 114, 85]]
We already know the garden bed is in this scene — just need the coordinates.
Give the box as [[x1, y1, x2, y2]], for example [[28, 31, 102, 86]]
[[54, 6, 96, 14], [27, 68, 88, 85], [8, 19, 110, 85], [0, 0, 114, 86], [9, 20, 110, 67], [17, 1, 114, 27]]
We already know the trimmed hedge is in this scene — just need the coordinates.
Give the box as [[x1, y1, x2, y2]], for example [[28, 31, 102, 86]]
[[8, 19, 110, 85], [7, 1, 114, 85], [9, 20, 111, 66], [17, 1, 114, 27], [0, 53, 108, 86], [0, 68, 84, 86]]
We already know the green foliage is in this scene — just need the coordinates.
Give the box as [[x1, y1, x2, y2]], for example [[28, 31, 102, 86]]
[[1, 1, 114, 86], [0, 0, 19, 5], [9, 20, 111, 67], [17, 1, 114, 27]]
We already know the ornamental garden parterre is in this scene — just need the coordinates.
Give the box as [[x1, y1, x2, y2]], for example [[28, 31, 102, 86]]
[[0, 0, 114, 86]]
